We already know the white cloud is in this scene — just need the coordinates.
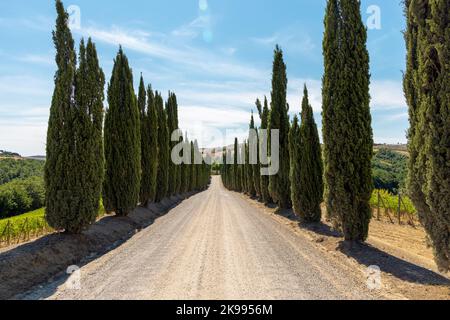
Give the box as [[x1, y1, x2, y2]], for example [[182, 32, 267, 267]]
[[370, 80, 406, 110], [78, 25, 265, 80], [16, 54, 53, 66], [250, 25, 316, 56]]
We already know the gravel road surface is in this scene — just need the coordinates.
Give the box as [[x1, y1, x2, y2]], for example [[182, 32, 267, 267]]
[[25, 176, 376, 300]]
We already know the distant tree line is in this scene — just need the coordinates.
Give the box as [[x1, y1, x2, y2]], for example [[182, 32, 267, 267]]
[[0, 176, 45, 218], [45, 0, 210, 233], [0, 158, 44, 185]]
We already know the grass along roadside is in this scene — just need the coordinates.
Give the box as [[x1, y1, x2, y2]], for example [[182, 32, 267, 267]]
[[0, 202, 106, 247]]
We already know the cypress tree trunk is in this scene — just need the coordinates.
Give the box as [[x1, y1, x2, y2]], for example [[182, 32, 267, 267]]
[[268, 46, 291, 209], [322, 0, 373, 241], [292, 86, 323, 223], [404, 0, 450, 271], [104, 47, 141, 216], [155, 92, 169, 202], [258, 97, 271, 204]]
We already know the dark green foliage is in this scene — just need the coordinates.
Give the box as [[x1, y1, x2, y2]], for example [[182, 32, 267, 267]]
[[245, 113, 257, 197], [0, 177, 45, 218], [139, 77, 159, 206], [322, 0, 373, 241], [104, 47, 141, 216], [268, 46, 291, 209], [372, 149, 407, 194], [71, 38, 105, 230], [166, 92, 181, 195], [404, 0, 449, 271], [233, 138, 241, 192], [258, 97, 271, 204], [290, 86, 323, 223], [45, 1, 105, 233], [155, 92, 169, 202], [189, 141, 197, 191], [0, 159, 44, 185], [249, 111, 261, 199], [45, 0, 77, 231], [180, 133, 190, 193]]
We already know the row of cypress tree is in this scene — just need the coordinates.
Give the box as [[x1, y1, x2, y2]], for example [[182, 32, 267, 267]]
[[221, 0, 373, 240], [45, 0, 210, 234]]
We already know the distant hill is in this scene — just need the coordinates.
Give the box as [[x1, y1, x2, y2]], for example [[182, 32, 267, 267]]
[[0, 150, 21, 158]]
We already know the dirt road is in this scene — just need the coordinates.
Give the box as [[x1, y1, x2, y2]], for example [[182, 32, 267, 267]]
[[25, 177, 379, 300]]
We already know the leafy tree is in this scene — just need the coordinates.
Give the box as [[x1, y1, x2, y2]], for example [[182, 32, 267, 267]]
[[404, 0, 450, 271], [104, 47, 141, 216], [268, 46, 291, 209]]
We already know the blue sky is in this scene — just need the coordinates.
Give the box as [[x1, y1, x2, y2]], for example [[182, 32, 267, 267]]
[[0, 0, 408, 156]]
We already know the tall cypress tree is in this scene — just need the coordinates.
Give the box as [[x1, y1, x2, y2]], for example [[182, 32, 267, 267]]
[[292, 86, 323, 222], [181, 133, 190, 193], [322, 0, 373, 241], [233, 138, 241, 192], [249, 111, 261, 199], [268, 45, 291, 208], [72, 39, 105, 230], [189, 141, 197, 191], [104, 47, 141, 216], [155, 92, 169, 202], [147, 85, 159, 203], [45, 0, 76, 231], [404, 0, 449, 271], [258, 97, 271, 204], [46, 2, 106, 233], [166, 92, 181, 196], [139, 77, 159, 206], [138, 75, 151, 206]]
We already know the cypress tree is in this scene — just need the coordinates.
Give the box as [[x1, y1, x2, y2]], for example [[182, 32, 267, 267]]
[[155, 92, 169, 202], [189, 141, 197, 191], [45, 0, 77, 231], [147, 85, 159, 202], [322, 0, 373, 241], [139, 78, 158, 206], [166, 92, 181, 195], [104, 47, 141, 216], [249, 110, 261, 199], [258, 97, 271, 204], [404, 0, 449, 271], [221, 146, 228, 188], [181, 133, 190, 193], [268, 45, 291, 209], [291, 86, 324, 222], [138, 75, 150, 206], [46, 2, 105, 233], [233, 138, 241, 192]]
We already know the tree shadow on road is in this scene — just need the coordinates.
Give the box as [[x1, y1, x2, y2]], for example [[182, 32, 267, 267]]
[[337, 241, 450, 286]]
